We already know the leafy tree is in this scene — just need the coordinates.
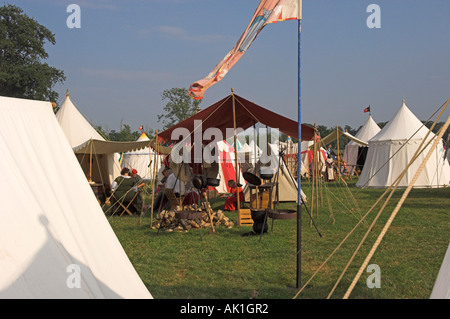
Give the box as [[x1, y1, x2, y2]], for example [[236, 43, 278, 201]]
[[0, 4, 65, 102], [96, 124, 146, 142], [157, 87, 201, 130], [109, 124, 139, 141]]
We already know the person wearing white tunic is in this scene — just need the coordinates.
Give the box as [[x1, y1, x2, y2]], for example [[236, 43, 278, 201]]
[[325, 155, 335, 182]]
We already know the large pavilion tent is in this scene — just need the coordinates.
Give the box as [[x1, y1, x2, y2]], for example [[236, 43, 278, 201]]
[[343, 115, 381, 175], [56, 93, 150, 189], [356, 100, 450, 188], [0, 96, 152, 299], [158, 93, 315, 144], [158, 93, 314, 194], [121, 131, 161, 180]]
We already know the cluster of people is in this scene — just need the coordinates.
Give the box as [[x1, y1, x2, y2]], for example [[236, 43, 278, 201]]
[[151, 166, 244, 212], [110, 167, 145, 214], [110, 163, 246, 214], [152, 167, 201, 212], [324, 145, 349, 181]]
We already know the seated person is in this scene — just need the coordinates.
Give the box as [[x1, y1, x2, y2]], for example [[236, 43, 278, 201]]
[[152, 167, 171, 212], [182, 176, 200, 206], [110, 167, 142, 214], [165, 169, 185, 197], [131, 168, 145, 213], [131, 168, 145, 189], [152, 167, 186, 211], [224, 180, 244, 211]]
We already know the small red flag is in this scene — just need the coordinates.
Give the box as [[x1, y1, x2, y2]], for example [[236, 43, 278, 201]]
[[364, 106, 371, 113]]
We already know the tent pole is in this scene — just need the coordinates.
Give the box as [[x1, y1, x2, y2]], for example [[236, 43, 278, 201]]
[[296, 16, 302, 289], [89, 138, 93, 182], [150, 130, 159, 227], [337, 126, 341, 181], [231, 89, 241, 224], [253, 121, 257, 172]]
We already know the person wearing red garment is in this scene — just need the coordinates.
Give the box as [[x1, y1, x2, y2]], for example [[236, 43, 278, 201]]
[[223, 180, 244, 211]]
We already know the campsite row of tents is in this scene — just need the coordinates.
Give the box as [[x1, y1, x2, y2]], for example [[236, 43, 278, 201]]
[[56, 91, 450, 195], [1, 92, 449, 298], [299, 99, 450, 189]]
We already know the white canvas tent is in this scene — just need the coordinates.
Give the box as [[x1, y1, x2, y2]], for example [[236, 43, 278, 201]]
[[243, 143, 306, 203], [56, 93, 121, 186], [300, 140, 327, 176], [0, 96, 152, 298], [56, 93, 150, 188], [356, 100, 450, 188], [430, 243, 450, 299], [343, 115, 381, 174], [447, 147, 450, 165], [121, 131, 161, 180]]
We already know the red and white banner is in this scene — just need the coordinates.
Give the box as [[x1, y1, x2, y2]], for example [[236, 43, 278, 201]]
[[188, 0, 302, 100]]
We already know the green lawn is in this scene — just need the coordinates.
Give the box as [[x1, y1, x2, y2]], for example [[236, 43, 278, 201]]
[[106, 179, 450, 299]]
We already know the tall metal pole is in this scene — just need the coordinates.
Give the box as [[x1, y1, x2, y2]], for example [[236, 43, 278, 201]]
[[296, 17, 302, 289], [231, 89, 241, 223]]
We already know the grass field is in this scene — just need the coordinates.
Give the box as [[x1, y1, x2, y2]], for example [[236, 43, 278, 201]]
[[106, 179, 449, 299]]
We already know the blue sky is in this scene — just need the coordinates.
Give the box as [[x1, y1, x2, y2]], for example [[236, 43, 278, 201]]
[[7, 0, 450, 133]]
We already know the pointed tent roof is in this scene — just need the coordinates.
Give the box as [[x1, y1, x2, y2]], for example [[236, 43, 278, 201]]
[[56, 92, 105, 149], [137, 131, 150, 141], [56, 92, 150, 154], [158, 93, 315, 143], [348, 115, 381, 145], [370, 101, 429, 142]]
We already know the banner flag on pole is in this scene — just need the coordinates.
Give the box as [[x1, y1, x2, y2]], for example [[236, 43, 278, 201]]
[[364, 106, 371, 113], [188, 0, 302, 100]]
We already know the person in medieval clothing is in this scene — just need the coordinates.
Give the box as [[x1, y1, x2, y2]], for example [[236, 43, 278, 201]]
[[111, 167, 142, 213], [130, 168, 145, 213], [325, 154, 335, 182]]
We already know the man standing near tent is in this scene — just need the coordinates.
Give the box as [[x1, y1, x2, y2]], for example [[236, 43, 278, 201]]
[[325, 154, 335, 182]]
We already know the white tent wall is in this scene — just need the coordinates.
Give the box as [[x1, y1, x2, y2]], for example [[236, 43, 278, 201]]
[[121, 132, 161, 180], [343, 143, 360, 174], [0, 96, 152, 299], [357, 137, 450, 188], [356, 101, 450, 188], [430, 243, 450, 299], [343, 115, 381, 175]]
